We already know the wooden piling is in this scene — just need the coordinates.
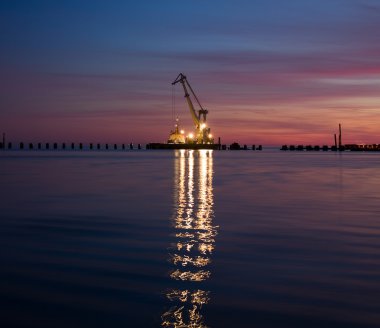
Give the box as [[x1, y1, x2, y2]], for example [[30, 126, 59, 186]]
[[339, 123, 342, 148], [71, 143, 75, 150], [20, 142, 24, 150], [38, 143, 42, 150]]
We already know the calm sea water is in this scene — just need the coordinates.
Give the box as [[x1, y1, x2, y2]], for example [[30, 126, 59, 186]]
[[0, 150, 379, 327]]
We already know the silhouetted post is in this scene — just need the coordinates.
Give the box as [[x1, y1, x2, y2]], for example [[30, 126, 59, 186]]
[[218, 137, 221, 150], [105, 143, 109, 150], [332, 134, 337, 151], [338, 123, 343, 150], [20, 142, 24, 150], [97, 143, 100, 150], [71, 143, 75, 150], [122, 144, 125, 150], [79, 143, 83, 150], [54, 143, 58, 150], [38, 143, 42, 150], [138, 143, 141, 149], [90, 143, 93, 150], [46, 143, 50, 150], [8, 142, 12, 150], [252, 144, 256, 150], [62, 143, 66, 150], [129, 143, 133, 150], [29, 143, 33, 150], [114, 144, 117, 150]]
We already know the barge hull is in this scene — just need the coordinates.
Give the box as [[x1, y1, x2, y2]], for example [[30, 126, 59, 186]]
[[146, 143, 220, 150]]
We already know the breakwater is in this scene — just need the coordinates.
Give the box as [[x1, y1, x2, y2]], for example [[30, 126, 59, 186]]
[[280, 144, 380, 151], [0, 141, 263, 151], [0, 142, 142, 151]]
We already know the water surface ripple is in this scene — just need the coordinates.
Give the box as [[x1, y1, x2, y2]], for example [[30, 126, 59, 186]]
[[0, 150, 379, 327]]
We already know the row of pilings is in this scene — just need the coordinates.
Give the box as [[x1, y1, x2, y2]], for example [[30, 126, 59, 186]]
[[0, 142, 142, 151], [281, 144, 380, 151], [0, 142, 263, 151]]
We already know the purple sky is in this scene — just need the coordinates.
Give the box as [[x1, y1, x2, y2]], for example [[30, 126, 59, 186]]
[[1, 0, 380, 145]]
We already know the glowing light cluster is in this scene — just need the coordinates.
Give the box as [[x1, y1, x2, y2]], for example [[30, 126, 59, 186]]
[[170, 269, 211, 282], [171, 254, 210, 267]]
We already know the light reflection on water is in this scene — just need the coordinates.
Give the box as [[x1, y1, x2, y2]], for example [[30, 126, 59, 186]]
[[162, 150, 216, 328], [1, 151, 380, 327]]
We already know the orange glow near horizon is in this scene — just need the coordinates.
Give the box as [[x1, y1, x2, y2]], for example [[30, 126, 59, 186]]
[[1, 2, 380, 146]]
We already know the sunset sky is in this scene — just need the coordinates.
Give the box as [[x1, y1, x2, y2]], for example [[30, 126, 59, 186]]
[[1, 0, 380, 145]]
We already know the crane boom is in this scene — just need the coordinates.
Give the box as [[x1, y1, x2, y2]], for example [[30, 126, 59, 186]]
[[172, 73, 200, 128]]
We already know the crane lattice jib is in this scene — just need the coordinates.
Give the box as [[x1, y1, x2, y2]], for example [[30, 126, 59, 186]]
[[172, 73, 205, 128]]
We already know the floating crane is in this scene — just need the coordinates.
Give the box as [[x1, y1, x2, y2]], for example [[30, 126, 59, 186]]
[[169, 73, 214, 144]]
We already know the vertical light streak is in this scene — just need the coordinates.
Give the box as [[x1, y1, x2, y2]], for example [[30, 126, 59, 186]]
[[162, 150, 217, 328]]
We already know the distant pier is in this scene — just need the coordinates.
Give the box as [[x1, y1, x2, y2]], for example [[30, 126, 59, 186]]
[[3, 140, 380, 152], [0, 142, 142, 151], [280, 144, 380, 152], [0, 141, 262, 151], [281, 123, 380, 152]]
